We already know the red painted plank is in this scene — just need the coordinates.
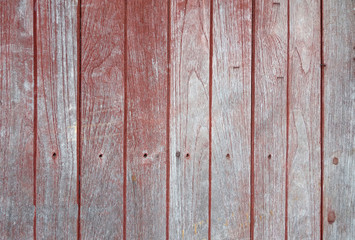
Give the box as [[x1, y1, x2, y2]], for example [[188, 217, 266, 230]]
[[211, 0, 252, 239], [169, 0, 210, 239], [323, 0, 354, 239], [36, 0, 78, 238], [287, 0, 321, 238], [80, 0, 125, 238], [126, 0, 168, 238], [0, 1, 35, 239], [253, 0, 288, 239]]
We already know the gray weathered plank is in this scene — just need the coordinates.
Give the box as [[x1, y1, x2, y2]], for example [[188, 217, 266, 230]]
[[288, 0, 321, 238], [169, 0, 210, 239], [0, 1, 35, 239], [80, 0, 125, 238], [211, 0, 252, 239], [323, 0, 355, 239], [36, 0, 78, 238], [254, 0, 288, 239]]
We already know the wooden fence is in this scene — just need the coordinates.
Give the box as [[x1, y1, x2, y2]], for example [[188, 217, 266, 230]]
[[0, 0, 354, 239]]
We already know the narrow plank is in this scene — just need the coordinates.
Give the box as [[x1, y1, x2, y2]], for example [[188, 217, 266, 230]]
[[211, 0, 252, 239], [0, 1, 34, 239], [253, 0, 288, 239], [323, 0, 355, 239], [169, 0, 210, 239], [36, 0, 78, 238], [126, 0, 168, 238], [287, 0, 321, 238], [80, 0, 125, 238]]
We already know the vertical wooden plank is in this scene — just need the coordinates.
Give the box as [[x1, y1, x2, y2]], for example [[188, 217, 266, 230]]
[[254, 0, 288, 239], [126, 0, 168, 238], [80, 0, 125, 238], [288, 0, 321, 238], [0, 1, 34, 239], [323, 0, 355, 239], [36, 0, 78, 238], [211, 0, 252, 239], [169, 0, 210, 239]]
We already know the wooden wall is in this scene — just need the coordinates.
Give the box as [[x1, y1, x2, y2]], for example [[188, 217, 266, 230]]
[[0, 0, 353, 239]]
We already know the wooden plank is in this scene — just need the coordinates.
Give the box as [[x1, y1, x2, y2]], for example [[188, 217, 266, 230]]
[[287, 0, 321, 238], [169, 0, 210, 239], [323, 0, 355, 239], [80, 0, 125, 238], [35, 0, 78, 238], [126, 0, 168, 238], [253, 0, 288, 239], [211, 0, 251, 239], [0, 1, 34, 239]]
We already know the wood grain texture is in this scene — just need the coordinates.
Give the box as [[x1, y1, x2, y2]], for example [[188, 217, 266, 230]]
[[80, 0, 125, 238], [253, 0, 288, 239], [0, 1, 34, 239], [169, 0, 210, 239], [211, 0, 251, 239], [287, 0, 321, 238], [323, 0, 355, 239], [36, 0, 78, 238], [126, 0, 168, 239]]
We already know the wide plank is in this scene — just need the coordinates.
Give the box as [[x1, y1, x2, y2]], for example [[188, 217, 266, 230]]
[[126, 0, 168, 238], [287, 0, 321, 238], [211, 0, 252, 239], [0, 1, 35, 239], [80, 0, 125, 238], [323, 0, 354, 239], [36, 0, 78, 238], [253, 0, 288, 239], [169, 0, 210, 239]]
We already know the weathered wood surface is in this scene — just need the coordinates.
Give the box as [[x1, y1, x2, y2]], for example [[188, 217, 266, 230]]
[[323, 0, 354, 239], [0, 1, 34, 239], [126, 0, 168, 239], [287, 0, 321, 239], [1, 0, 354, 239], [80, 0, 125, 238], [36, 0, 78, 238], [169, 0, 210, 239], [211, 0, 251, 239], [253, 0, 288, 239]]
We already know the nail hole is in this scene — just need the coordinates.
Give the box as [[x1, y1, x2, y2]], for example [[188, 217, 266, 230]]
[[143, 153, 148, 158], [52, 152, 57, 158], [268, 154, 272, 159], [185, 153, 190, 158], [176, 151, 181, 157], [233, 66, 240, 69], [328, 211, 336, 224], [99, 154, 103, 158], [332, 157, 339, 165], [226, 153, 231, 159], [273, 2, 280, 5]]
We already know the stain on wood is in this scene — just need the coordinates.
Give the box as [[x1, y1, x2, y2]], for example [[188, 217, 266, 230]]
[[169, 0, 210, 239], [80, 0, 125, 239], [126, 0, 168, 239], [253, 0, 288, 239], [211, 0, 251, 239], [0, 1, 35, 239], [35, 0, 78, 238], [323, 0, 354, 239]]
